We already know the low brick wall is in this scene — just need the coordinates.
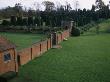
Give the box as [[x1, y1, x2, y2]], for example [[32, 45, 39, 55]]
[[17, 29, 70, 66], [41, 40, 48, 54], [62, 30, 70, 40], [18, 38, 51, 66], [18, 48, 32, 66], [0, 49, 18, 75], [32, 43, 41, 59], [57, 33, 62, 44], [47, 38, 51, 50], [56, 30, 70, 44]]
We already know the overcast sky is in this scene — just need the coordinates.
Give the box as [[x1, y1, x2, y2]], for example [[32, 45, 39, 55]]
[[0, 0, 109, 10]]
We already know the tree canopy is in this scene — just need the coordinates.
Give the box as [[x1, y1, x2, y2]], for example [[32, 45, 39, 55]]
[[0, 0, 110, 27]]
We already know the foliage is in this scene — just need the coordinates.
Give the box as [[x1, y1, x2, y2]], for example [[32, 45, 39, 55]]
[[1, 20, 10, 26], [0, 0, 110, 29], [16, 16, 23, 26], [71, 27, 80, 36], [42, 1, 55, 12], [34, 16, 41, 26], [82, 19, 110, 34], [105, 27, 110, 33], [95, 0, 105, 9], [10, 16, 16, 25], [28, 16, 34, 26], [22, 18, 28, 26]]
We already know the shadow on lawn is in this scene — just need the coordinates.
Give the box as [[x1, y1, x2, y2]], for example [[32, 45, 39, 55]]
[[81, 33, 97, 37], [81, 31, 108, 37], [9, 73, 42, 82], [9, 76, 34, 82]]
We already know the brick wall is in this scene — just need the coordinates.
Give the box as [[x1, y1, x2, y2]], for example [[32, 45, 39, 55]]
[[56, 30, 70, 44], [57, 33, 62, 44], [18, 48, 32, 66], [47, 38, 51, 50], [17, 29, 70, 66], [18, 38, 51, 66], [41, 40, 48, 54], [0, 49, 17, 75], [62, 30, 70, 40], [0, 29, 71, 75], [32, 43, 41, 59]]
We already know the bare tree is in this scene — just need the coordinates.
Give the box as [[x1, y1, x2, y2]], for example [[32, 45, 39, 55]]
[[42, 1, 55, 12], [14, 3, 23, 16], [95, 0, 105, 10], [65, 1, 72, 11]]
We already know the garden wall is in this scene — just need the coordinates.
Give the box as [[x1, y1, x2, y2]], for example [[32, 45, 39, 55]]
[[18, 48, 32, 66], [18, 38, 52, 66], [62, 30, 70, 40], [56, 29, 70, 44], [32, 43, 41, 59], [40, 40, 48, 54], [57, 33, 62, 44], [0, 49, 18, 75], [17, 29, 70, 66], [47, 38, 51, 50]]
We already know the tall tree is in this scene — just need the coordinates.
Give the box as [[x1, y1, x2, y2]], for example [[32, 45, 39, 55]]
[[95, 0, 105, 10], [42, 1, 55, 12], [14, 3, 23, 16]]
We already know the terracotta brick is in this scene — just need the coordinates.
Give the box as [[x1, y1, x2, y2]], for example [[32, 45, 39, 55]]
[[57, 33, 62, 44], [62, 30, 70, 40], [18, 48, 31, 66], [47, 39, 51, 50], [0, 49, 18, 75], [41, 40, 48, 54], [32, 43, 41, 59]]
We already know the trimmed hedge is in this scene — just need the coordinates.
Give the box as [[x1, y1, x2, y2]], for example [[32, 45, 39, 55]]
[[71, 27, 80, 36], [2, 20, 10, 26]]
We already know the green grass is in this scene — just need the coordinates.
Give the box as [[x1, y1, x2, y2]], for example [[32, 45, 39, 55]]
[[87, 19, 110, 33], [0, 32, 46, 50], [9, 32, 110, 82]]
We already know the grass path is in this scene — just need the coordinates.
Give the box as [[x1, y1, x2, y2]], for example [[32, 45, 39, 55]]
[[10, 33, 110, 82]]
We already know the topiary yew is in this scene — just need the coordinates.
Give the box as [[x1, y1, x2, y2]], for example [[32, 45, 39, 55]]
[[71, 26, 80, 36]]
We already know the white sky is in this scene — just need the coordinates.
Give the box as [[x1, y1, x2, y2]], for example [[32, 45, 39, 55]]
[[0, 0, 109, 10]]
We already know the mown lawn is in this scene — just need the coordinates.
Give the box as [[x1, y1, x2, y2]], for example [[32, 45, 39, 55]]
[[0, 32, 46, 50], [10, 32, 110, 82]]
